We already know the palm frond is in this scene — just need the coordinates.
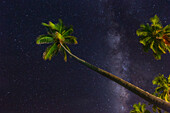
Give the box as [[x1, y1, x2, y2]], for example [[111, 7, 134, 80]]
[[48, 49, 59, 60], [49, 21, 58, 30], [42, 22, 49, 27], [42, 22, 56, 34], [36, 35, 54, 44], [56, 19, 65, 33], [63, 26, 74, 37], [130, 103, 151, 113], [150, 40, 156, 53], [65, 36, 78, 44], [59, 46, 67, 62], [150, 15, 161, 26], [168, 76, 170, 84], [139, 37, 152, 46], [63, 50, 67, 62], [63, 44, 71, 52], [158, 41, 166, 54], [163, 25, 170, 35], [43, 43, 58, 60], [167, 46, 170, 52]]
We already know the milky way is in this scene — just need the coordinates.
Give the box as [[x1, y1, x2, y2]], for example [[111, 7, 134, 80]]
[[97, 0, 170, 112], [0, 0, 170, 113], [97, 1, 130, 112]]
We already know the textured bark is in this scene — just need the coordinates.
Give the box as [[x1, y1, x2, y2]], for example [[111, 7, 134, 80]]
[[60, 43, 170, 111]]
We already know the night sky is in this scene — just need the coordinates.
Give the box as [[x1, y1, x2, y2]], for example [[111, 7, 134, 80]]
[[0, 0, 170, 113]]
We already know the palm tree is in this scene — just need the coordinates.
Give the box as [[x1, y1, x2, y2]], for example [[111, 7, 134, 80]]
[[136, 15, 170, 60], [36, 19, 170, 111]]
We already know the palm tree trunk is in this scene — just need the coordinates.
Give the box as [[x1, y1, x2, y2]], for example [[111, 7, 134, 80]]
[[60, 43, 170, 111]]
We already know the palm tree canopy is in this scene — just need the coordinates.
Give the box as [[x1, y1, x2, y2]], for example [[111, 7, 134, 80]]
[[36, 19, 78, 61], [136, 15, 170, 60], [152, 74, 170, 102]]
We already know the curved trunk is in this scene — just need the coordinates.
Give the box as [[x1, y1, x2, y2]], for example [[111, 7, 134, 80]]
[[60, 43, 170, 111]]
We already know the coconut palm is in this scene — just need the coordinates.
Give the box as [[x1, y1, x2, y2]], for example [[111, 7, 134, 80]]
[[136, 15, 170, 60], [36, 19, 170, 111]]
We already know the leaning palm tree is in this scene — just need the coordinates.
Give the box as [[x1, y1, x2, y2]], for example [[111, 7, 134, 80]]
[[36, 19, 170, 111], [137, 15, 170, 60]]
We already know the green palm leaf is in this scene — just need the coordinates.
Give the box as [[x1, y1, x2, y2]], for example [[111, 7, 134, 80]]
[[36, 35, 54, 44], [167, 46, 170, 52], [42, 22, 49, 27], [130, 103, 151, 113], [63, 26, 74, 37], [163, 25, 170, 35], [150, 15, 161, 26], [59, 46, 68, 62], [63, 44, 71, 52], [57, 19, 64, 33], [168, 76, 170, 84], [48, 46, 59, 60], [65, 36, 78, 44], [152, 74, 170, 101], [63, 50, 67, 62], [139, 37, 152, 46], [49, 21, 58, 30], [43, 43, 58, 60], [150, 40, 156, 53], [158, 42, 166, 54]]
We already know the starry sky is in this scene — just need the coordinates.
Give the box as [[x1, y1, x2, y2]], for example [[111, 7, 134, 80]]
[[0, 0, 170, 113]]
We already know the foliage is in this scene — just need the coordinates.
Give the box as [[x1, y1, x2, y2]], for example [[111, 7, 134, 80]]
[[133, 15, 170, 113], [36, 19, 78, 61], [136, 15, 170, 60], [153, 74, 170, 102], [130, 102, 150, 113], [151, 74, 170, 112], [131, 74, 170, 113], [36, 16, 170, 112]]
